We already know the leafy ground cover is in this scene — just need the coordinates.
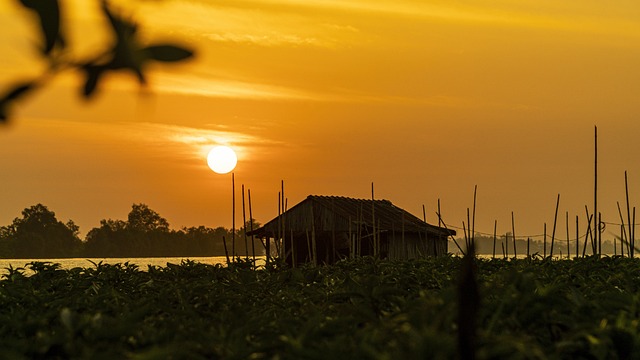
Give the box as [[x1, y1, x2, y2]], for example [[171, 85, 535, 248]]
[[1, 256, 640, 359]]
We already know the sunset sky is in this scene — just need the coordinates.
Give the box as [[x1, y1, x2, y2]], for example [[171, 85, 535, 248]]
[[2, 0, 640, 244]]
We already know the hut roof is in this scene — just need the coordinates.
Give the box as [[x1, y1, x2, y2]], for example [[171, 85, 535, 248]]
[[248, 195, 456, 238]]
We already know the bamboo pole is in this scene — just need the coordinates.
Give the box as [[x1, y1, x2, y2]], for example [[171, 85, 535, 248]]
[[492, 220, 497, 259], [626, 171, 632, 257], [566, 211, 570, 259], [277, 191, 281, 255], [550, 194, 560, 258], [511, 212, 517, 259], [281, 180, 286, 260], [222, 236, 230, 265], [543, 223, 546, 258], [472, 185, 477, 248], [633, 207, 636, 258], [617, 201, 628, 256], [586, 206, 596, 255], [242, 184, 248, 259], [527, 237, 530, 258], [248, 189, 256, 264], [437, 199, 464, 255], [594, 126, 598, 257], [501, 241, 506, 259], [466, 209, 471, 250], [583, 212, 592, 257], [231, 173, 236, 260], [575, 215, 579, 258]]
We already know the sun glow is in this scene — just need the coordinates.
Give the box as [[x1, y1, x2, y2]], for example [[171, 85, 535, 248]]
[[207, 146, 238, 174]]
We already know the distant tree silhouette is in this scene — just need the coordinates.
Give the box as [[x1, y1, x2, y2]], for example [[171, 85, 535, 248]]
[[0, 204, 82, 258], [127, 203, 170, 232]]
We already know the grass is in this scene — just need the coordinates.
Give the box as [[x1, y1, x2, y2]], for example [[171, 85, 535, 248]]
[[1, 256, 640, 359]]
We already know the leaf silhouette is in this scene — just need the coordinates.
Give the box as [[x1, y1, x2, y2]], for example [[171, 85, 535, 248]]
[[80, 65, 105, 99], [19, 0, 65, 54], [0, 81, 38, 122], [143, 45, 194, 62]]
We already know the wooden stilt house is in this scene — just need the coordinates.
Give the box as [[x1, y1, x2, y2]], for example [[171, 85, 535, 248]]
[[248, 195, 455, 266]]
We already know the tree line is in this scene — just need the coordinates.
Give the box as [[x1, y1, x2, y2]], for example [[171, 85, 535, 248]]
[[0, 203, 262, 259]]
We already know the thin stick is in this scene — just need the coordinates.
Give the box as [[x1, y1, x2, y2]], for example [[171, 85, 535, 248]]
[[423, 204, 427, 223], [466, 209, 471, 250], [248, 189, 256, 264], [472, 185, 477, 248], [242, 184, 248, 259], [511, 212, 517, 259], [626, 171, 632, 257], [594, 126, 598, 257], [566, 211, 570, 259], [575, 215, 579, 258], [633, 207, 637, 258], [527, 237, 530, 258], [617, 201, 629, 256], [436, 207, 464, 255], [550, 194, 560, 258], [492, 220, 497, 259], [232, 172, 236, 260], [543, 223, 546, 258], [222, 236, 230, 265]]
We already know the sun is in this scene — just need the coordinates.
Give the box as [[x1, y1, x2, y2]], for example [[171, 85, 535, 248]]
[[207, 146, 237, 174]]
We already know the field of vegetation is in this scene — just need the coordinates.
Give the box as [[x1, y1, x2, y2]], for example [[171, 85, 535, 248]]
[[2, 256, 640, 359]]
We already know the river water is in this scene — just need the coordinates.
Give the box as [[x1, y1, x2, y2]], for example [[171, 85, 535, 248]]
[[0, 256, 265, 275]]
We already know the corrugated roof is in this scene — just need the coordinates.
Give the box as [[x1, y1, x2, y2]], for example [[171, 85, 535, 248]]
[[248, 195, 455, 237]]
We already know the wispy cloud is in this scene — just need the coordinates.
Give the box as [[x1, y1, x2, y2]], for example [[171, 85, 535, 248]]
[[152, 72, 328, 101]]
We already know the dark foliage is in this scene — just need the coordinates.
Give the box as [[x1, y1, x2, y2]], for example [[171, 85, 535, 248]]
[[2, 256, 640, 358]]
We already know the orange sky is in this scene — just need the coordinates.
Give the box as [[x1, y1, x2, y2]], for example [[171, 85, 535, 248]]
[[2, 0, 640, 243]]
